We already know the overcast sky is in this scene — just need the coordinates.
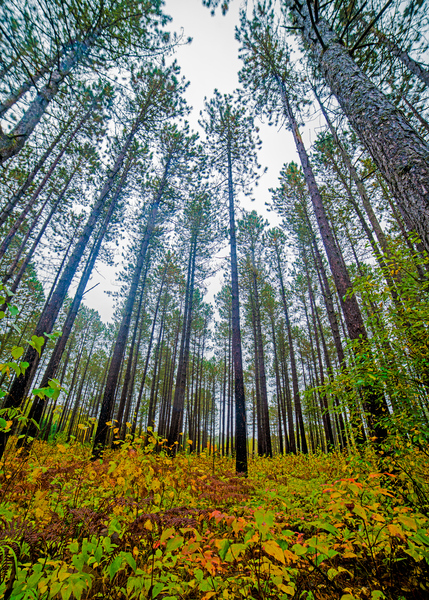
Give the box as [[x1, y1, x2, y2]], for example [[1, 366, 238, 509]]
[[82, 0, 321, 321]]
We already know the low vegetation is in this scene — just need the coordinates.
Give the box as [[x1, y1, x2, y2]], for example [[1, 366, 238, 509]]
[[1, 430, 428, 600]]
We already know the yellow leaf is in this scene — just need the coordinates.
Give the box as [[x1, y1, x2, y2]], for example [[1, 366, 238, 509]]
[[398, 515, 417, 531], [116, 476, 125, 486], [263, 540, 286, 565], [353, 505, 367, 521], [371, 513, 385, 523], [144, 519, 153, 531], [387, 524, 404, 538], [38, 582, 48, 594], [160, 527, 175, 543], [279, 585, 295, 595]]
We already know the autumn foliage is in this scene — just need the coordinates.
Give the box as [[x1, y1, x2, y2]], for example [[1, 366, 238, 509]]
[[0, 432, 428, 599]]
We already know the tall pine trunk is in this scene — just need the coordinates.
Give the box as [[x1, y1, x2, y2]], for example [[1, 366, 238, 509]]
[[280, 86, 388, 442], [227, 139, 247, 475], [286, 1, 429, 252], [92, 155, 172, 455]]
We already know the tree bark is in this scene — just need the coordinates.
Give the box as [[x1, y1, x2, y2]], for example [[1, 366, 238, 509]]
[[0, 36, 96, 162], [286, 1, 429, 253], [280, 86, 388, 441], [92, 154, 172, 455], [227, 139, 247, 475]]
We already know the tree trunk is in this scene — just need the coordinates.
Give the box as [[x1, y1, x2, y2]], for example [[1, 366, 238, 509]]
[[227, 140, 247, 475], [273, 243, 302, 453], [287, 2, 429, 253], [281, 86, 388, 442], [0, 115, 141, 460], [131, 266, 168, 436], [0, 108, 91, 260], [0, 53, 59, 118], [168, 232, 198, 447], [3, 159, 82, 288], [0, 35, 96, 162], [116, 261, 149, 437], [92, 155, 172, 455], [0, 107, 78, 228], [24, 162, 130, 441]]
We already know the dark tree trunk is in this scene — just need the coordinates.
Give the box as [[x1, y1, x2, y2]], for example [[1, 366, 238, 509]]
[[116, 261, 149, 437], [287, 2, 429, 253], [131, 266, 168, 436], [1, 161, 79, 295], [24, 164, 130, 441], [0, 115, 141, 460], [281, 87, 388, 442], [92, 152, 173, 454], [273, 243, 302, 453], [168, 232, 198, 447], [304, 262, 335, 448], [0, 107, 78, 228], [227, 140, 247, 475], [0, 108, 91, 260]]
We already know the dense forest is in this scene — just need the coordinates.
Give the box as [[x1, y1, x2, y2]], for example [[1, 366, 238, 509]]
[[1, 0, 429, 598]]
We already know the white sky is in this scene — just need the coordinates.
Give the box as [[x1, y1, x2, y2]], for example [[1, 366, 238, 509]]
[[82, 0, 320, 322]]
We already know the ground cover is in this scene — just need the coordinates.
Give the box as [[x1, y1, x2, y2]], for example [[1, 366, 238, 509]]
[[0, 433, 428, 600]]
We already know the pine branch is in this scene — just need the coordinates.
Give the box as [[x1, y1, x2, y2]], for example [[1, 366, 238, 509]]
[[350, 0, 394, 55]]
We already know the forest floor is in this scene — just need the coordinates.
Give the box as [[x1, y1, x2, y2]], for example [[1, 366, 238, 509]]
[[0, 434, 428, 600]]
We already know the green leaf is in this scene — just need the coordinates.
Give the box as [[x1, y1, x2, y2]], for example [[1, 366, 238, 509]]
[[108, 555, 123, 579], [291, 544, 307, 556], [7, 303, 19, 317], [165, 535, 184, 552], [124, 552, 136, 572], [219, 539, 231, 560], [29, 335, 45, 356], [152, 582, 164, 598], [11, 346, 24, 360], [319, 523, 339, 535]]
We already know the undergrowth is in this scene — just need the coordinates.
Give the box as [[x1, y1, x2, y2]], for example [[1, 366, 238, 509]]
[[0, 433, 428, 600]]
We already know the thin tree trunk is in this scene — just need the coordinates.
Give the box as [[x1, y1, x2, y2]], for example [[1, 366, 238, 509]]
[[92, 153, 173, 455], [3, 159, 81, 288], [0, 108, 91, 260], [168, 232, 198, 447], [281, 86, 388, 442], [227, 139, 247, 475], [0, 107, 78, 227], [0, 115, 141, 460]]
